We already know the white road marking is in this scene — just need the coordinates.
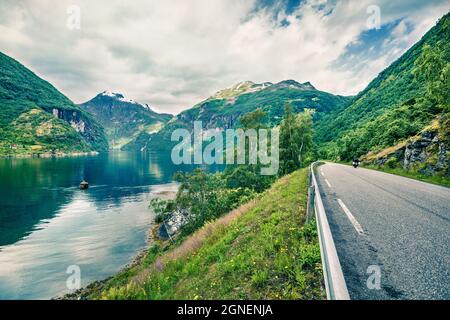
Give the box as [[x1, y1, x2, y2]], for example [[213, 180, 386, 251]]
[[321, 171, 325, 177], [337, 199, 364, 235], [325, 179, 331, 188]]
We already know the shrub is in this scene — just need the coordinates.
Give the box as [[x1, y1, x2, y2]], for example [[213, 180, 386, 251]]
[[385, 157, 399, 169]]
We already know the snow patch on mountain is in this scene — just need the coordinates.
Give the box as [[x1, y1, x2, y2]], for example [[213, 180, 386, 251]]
[[99, 91, 152, 110]]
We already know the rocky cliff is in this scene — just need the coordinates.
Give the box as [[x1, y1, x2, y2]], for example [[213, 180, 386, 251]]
[[0, 51, 108, 155], [50, 107, 108, 151], [363, 120, 449, 176]]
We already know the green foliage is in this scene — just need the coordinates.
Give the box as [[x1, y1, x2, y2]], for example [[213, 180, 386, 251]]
[[150, 168, 257, 237], [414, 44, 450, 111], [99, 169, 324, 300], [223, 108, 276, 192], [0, 51, 108, 156], [149, 104, 319, 239], [239, 108, 268, 130], [130, 81, 350, 152], [223, 165, 274, 192], [79, 93, 172, 149], [149, 108, 290, 240], [174, 170, 225, 232], [413, 42, 450, 148], [102, 283, 147, 300], [279, 105, 314, 175], [150, 198, 175, 223], [385, 157, 399, 169], [316, 13, 450, 161]]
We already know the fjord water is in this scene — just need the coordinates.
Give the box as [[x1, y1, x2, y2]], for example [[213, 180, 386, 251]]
[[0, 151, 201, 299]]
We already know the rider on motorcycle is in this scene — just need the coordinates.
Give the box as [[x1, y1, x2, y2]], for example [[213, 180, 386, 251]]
[[352, 158, 361, 168]]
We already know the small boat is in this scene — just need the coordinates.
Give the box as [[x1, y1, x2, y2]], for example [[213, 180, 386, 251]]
[[79, 180, 89, 190]]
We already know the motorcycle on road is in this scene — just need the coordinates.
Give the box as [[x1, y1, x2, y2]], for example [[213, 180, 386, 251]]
[[352, 159, 361, 168]]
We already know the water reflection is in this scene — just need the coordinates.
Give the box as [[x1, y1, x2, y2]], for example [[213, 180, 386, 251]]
[[0, 151, 215, 299], [0, 151, 196, 246]]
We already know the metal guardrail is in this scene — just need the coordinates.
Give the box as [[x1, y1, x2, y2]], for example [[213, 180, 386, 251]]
[[309, 162, 350, 300]]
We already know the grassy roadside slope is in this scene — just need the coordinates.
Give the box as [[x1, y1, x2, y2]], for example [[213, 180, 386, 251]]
[[95, 168, 325, 300]]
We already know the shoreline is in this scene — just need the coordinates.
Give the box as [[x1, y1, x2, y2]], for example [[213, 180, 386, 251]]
[[57, 223, 168, 300], [0, 151, 99, 159], [57, 185, 178, 300], [57, 246, 149, 300]]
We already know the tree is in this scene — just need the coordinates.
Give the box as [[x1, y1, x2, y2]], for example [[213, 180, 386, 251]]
[[223, 164, 273, 192], [149, 168, 256, 237], [224, 108, 275, 191], [279, 105, 314, 175], [414, 44, 450, 112], [414, 44, 450, 143], [173, 169, 224, 220], [239, 108, 267, 130]]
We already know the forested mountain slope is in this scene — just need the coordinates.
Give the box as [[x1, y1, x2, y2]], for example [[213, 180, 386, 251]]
[[79, 92, 172, 149], [315, 12, 450, 162], [0, 52, 108, 156], [124, 80, 350, 152]]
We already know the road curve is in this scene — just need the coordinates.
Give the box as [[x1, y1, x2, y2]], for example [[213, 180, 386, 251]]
[[316, 163, 450, 300]]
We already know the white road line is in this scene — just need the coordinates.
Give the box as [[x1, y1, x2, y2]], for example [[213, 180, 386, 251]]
[[325, 179, 331, 188], [321, 171, 325, 177], [337, 199, 364, 235]]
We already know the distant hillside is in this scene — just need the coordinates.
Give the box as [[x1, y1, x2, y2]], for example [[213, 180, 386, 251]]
[[0, 52, 108, 156], [124, 80, 350, 152], [79, 92, 172, 149], [315, 12, 450, 162]]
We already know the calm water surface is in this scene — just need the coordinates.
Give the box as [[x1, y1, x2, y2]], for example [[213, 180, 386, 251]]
[[0, 151, 208, 299]]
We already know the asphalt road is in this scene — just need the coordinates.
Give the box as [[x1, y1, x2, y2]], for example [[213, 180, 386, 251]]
[[316, 163, 450, 300]]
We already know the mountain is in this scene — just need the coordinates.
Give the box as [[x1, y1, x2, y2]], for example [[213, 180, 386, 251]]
[[210, 81, 273, 100], [315, 12, 450, 163], [79, 92, 172, 149], [0, 52, 108, 156], [123, 79, 351, 152]]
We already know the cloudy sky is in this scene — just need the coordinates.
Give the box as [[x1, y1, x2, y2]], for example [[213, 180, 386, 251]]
[[0, 0, 449, 114]]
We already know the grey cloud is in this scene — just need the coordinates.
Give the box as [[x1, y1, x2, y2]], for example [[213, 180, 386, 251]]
[[0, 0, 448, 114]]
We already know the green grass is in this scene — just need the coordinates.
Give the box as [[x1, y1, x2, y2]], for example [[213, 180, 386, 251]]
[[88, 168, 325, 300]]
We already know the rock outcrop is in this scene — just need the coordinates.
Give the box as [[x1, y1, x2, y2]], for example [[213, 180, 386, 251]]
[[50, 107, 108, 151], [158, 209, 190, 240], [363, 123, 449, 176]]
